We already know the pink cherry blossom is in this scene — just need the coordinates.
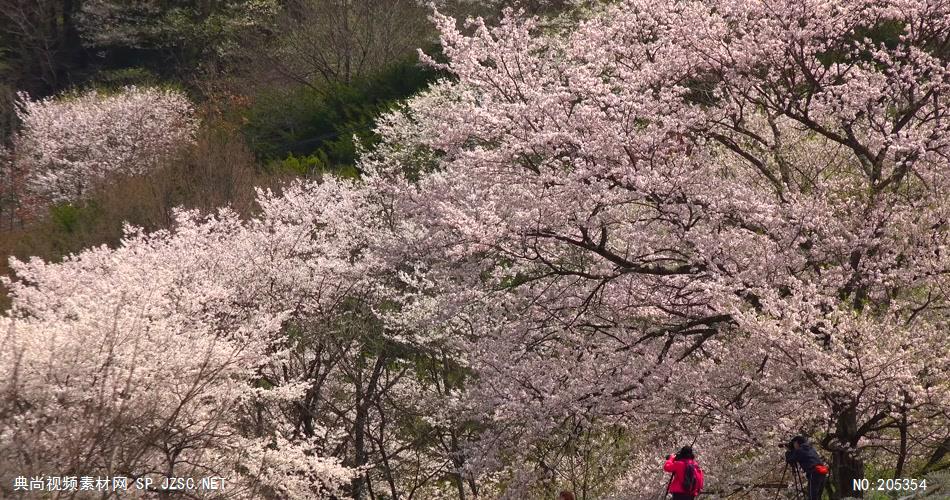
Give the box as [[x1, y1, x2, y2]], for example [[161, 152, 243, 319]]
[[13, 86, 197, 205]]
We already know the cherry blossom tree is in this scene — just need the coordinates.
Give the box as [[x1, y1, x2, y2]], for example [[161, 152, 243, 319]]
[[225, 181, 474, 500], [12, 86, 197, 206], [4, 0, 950, 498], [0, 177, 473, 499], [0, 180, 365, 499], [360, 0, 950, 497]]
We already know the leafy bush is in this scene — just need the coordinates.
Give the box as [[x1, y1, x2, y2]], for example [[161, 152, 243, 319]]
[[241, 57, 441, 172], [89, 67, 160, 88], [265, 152, 360, 179]]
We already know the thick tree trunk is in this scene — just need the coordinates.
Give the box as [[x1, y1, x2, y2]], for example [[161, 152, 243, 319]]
[[449, 432, 466, 500], [895, 410, 908, 477], [831, 407, 865, 499], [350, 355, 386, 500], [831, 450, 864, 499], [920, 436, 950, 474]]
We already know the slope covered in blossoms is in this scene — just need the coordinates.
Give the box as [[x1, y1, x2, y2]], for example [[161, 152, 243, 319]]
[[2, 0, 950, 499]]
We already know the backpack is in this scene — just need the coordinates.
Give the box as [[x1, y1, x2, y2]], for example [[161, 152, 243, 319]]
[[683, 463, 700, 494]]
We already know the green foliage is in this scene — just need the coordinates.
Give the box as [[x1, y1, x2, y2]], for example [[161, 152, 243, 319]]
[[853, 20, 905, 51], [817, 20, 906, 68], [48, 202, 103, 235], [89, 67, 160, 88], [242, 58, 441, 174], [266, 152, 360, 179], [266, 152, 324, 176], [919, 470, 950, 497], [77, 0, 279, 82]]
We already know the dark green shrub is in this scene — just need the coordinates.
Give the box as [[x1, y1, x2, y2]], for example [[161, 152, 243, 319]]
[[242, 57, 441, 174]]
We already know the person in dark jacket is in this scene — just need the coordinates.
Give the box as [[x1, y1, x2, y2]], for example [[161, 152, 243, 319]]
[[664, 446, 704, 499], [785, 436, 826, 500]]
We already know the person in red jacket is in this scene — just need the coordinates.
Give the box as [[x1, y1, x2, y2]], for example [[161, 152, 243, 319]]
[[664, 446, 704, 499]]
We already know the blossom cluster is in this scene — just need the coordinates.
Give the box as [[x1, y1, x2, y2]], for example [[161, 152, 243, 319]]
[[360, 0, 950, 493], [0, 180, 366, 498], [13, 86, 197, 204]]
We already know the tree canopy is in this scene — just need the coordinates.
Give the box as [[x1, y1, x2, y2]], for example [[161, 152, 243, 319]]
[[2, 1, 950, 499]]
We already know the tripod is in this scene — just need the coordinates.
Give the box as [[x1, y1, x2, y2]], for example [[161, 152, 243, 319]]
[[772, 461, 808, 500], [659, 473, 674, 500]]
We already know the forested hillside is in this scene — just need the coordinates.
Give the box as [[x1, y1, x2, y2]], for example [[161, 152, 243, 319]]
[[1, 1, 949, 499]]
